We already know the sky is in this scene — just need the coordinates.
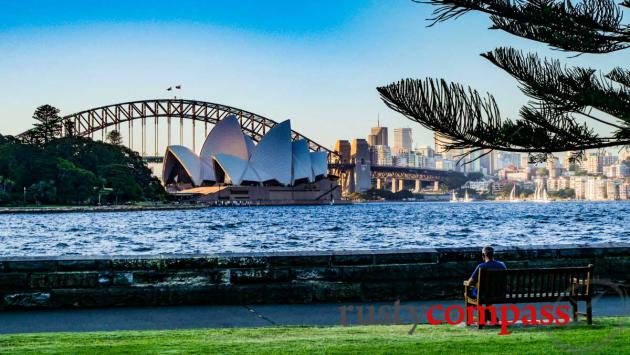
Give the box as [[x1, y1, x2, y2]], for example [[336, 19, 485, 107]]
[[1, 0, 628, 152]]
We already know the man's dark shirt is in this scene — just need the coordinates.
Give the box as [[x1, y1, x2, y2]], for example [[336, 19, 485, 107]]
[[469, 260, 507, 298]]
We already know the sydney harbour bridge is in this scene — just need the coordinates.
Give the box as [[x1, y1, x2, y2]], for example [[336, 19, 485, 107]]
[[22, 98, 450, 193]]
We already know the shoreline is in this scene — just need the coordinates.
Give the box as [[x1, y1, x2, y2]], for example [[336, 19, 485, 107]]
[[0, 200, 354, 214]]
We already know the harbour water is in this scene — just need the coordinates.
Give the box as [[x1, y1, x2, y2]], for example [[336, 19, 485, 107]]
[[0, 201, 628, 256]]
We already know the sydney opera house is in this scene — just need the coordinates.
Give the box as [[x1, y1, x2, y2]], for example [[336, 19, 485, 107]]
[[162, 116, 339, 204]]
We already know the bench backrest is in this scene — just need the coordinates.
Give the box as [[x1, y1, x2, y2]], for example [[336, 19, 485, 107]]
[[478, 265, 593, 304]]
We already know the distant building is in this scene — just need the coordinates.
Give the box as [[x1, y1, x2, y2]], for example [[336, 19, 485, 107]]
[[547, 155, 560, 178], [585, 154, 604, 175], [351, 139, 371, 193], [585, 177, 607, 200], [493, 152, 520, 171], [372, 145, 392, 166], [604, 163, 629, 178], [416, 145, 434, 158], [393, 128, 412, 155], [463, 179, 493, 193], [369, 125, 388, 147], [435, 159, 457, 171], [334, 140, 351, 164]]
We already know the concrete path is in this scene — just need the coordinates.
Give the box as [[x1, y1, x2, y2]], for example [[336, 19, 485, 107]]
[[1, 296, 628, 334]]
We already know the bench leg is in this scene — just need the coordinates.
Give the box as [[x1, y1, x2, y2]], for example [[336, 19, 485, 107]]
[[569, 299, 578, 323], [477, 305, 484, 329], [587, 298, 593, 325]]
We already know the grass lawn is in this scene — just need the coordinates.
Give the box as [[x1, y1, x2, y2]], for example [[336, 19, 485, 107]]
[[0, 317, 628, 354]]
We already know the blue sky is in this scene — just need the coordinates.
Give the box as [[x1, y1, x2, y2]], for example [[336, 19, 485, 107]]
[[1, 0, 626, 151]]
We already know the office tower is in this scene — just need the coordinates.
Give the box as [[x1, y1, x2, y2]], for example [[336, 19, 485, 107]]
[[393, 128, 412, 154], [334, 140, 351, 164], [370, 126, 388, 146], [372, 145, 392, 166], [350, 139, 371, 192]]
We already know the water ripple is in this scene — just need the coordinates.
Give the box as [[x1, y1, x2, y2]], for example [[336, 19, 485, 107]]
[[0, 201, 628, 256]]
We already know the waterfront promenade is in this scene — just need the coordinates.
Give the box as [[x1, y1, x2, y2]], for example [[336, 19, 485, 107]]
[[1, 297, 627, 334]]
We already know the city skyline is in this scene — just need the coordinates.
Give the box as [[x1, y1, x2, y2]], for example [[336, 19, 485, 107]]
[[1, 0, 628, 151]]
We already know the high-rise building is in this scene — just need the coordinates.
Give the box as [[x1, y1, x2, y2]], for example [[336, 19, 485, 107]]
[[547, 155, 560, 178], [416, 145, 434, 158], [372, 145, 392, 166], [333, 140, 351, 164], [350, 139, 371, 193], [370, 125, 388, 146], [586, 153, 603, 174], [393, 128, 412, 154], [367, 134, 378, 146]]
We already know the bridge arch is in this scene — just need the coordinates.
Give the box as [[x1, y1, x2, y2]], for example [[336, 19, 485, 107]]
[[36, 99, 335, 157]]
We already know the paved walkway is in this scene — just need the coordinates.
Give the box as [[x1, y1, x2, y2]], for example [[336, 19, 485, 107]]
[[1, 297, 628, 334]]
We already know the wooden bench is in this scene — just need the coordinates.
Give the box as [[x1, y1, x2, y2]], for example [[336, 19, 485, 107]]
[[464, 265, 594, 327]]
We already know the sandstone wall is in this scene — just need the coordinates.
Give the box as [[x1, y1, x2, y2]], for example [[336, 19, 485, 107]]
[[0, 243, 628, 309]]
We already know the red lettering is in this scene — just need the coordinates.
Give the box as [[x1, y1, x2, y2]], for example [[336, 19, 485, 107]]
[[555, 305, 571, 325], [444, 305, 464, 325], [499, 305, 520, 335], [427, 305, 443, 325], [540, 305, 554, 325], [521, 305, 538, 326]]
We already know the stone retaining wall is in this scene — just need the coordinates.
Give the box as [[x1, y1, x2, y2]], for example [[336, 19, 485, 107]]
[[1, 243, 628, 309]]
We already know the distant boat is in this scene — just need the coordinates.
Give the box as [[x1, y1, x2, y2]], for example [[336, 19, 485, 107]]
[[450, 190, 458, 203], [463, 190, 473, 203], [533, 181, 550, 203], [509, 185, 521, 202]]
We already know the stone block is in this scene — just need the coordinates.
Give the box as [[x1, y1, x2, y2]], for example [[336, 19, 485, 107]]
[[340, 264, 451, 282], [311, 281, 361, 302], [264, 282, 313, 303], [111, 256, 216, 271], [29, 272, 100, 289], [3, 292, 51, 308], [57, 259, 112, 271], [0, 273, 29, 290], [435, 247, 482, 262], [267, 251, 331, 267], [130, 270, 225, 286], [373, 249, 438, 265], [332, 251, 374, 266], [230, 268, 290, 284], [291, 267, 340, 281], [216, 255, 268, 268], [6, 260, 57, 272]]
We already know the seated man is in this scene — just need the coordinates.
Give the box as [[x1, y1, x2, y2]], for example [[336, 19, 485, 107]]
[[467, 246, 507, 298]]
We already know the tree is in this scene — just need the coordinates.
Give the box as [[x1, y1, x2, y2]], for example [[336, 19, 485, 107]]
[[56, 158, 100, 204], [378, 0, 630, 164], [31, 105, 63, 145], [29, 180, 57, 205], [98, 164, 142, 203], [106, 130, 123, 145]]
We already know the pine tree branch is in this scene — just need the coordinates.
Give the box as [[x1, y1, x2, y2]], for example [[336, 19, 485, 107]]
[[418, 0, 630, 53], [377, 78, 630, 162], [481, 48, 630, 127]]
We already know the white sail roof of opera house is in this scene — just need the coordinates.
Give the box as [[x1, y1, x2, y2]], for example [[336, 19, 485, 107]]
[[161, 115, 329, 187], [162, 145, 215, 186], [242, 120, 292, 186], [200, 115, 251, 161], [291, 139, 314, 184]]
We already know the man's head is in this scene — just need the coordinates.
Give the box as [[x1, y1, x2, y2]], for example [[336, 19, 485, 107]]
[[482, 246, 495, 261]]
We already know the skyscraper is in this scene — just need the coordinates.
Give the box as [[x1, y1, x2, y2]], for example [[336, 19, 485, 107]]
[[334, 140, 351, 164], [370, 123, 388, 146], [393, 128, 412, 154]]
